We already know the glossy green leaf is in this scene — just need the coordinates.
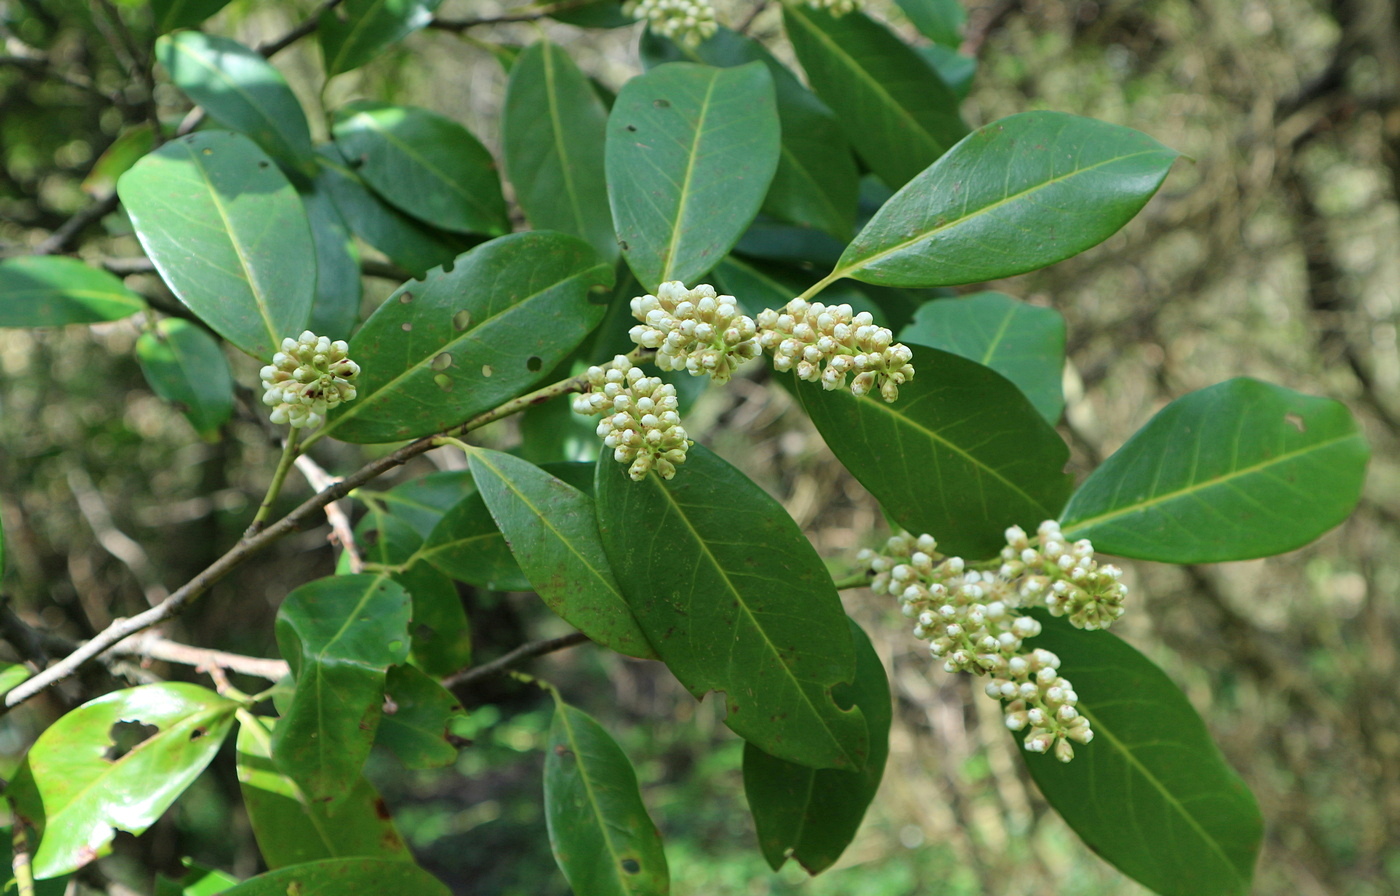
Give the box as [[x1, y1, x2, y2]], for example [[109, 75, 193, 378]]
[[236, 715, 411, 868], [154, 861, 239, 896], [0, 663, 29, 698], [156, 32, 314, 169], [6, 683, 237, 879], [899, 292, 1066, 423], [743, 618, 890, 874], [82, 124, 156, 199], [795, 344, 1072, 558], [504, 41, 617, 263], [467, 448, 657, 659], [319, 0, 444, 77], [273, 575, 412, 806], [834, 111, 1180, 288], [597, 443, 867, 769], [544, 697, 668, 896], [549, 0, 633, 28], [136, 318, 234, 438], [1060, 378, 1369, 562], [217, 859, 450, 896], [641, 28, 859, 240], [332, 101, 508, 237], [300, 177, 362, 340], [896, 0, 966, 47], [419, 491, 530, 591], [0, 256, 143, 327], [0, 827, 66, 895], [152, 0, 233, 32], [1020, 613, 1262, 896], [322, 231, 612, 444], [370, 470, 477, 538], [118, 131, 314, 359], [784, 6, 967, 190], [375, 664, 465, 769], [606, 61, 781, 291], [313, 148, 466, 279]]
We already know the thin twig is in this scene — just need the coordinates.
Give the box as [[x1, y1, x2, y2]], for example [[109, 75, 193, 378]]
[[293, 453, 362, 573], [246, 429, 303, 538], [429, 0, 599, 32], [443, 632, 590, 691], [109, 632, 289, 681], [257, 0, 345, 58], [7, 801, 34, 896], [0, 598, 54, 668], [32, 194, 119, 256]]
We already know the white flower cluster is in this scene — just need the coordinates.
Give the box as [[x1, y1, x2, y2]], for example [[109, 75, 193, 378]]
[[629, 281, 761, 385], [859, 522, 1127, 762], [260, 331, 360, 429], [623, 0, 717, 47], [806, 0, 861, 15], [756, 298, 915, 402], [572, 355, 690, 480]]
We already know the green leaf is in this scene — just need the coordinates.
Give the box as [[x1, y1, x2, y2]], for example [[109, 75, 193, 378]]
[[504, 41, 617, 264], [136, 318, 234, 439], [322, 231, 612, 444], [313, 148, 466, 279], [743, 618, 890, 874], [156, 32, 314, 169], [467, 448, 657, 659], [369, 470, 476, 538], [641, 29, 859, 240], [236, 715, 412, 868], [544, 697, 669, 896], [300, 175, 362, 340], [0, 663, 28, 697], [918, 44, 976, 101], [596, 443, 868, 769], [896, 0, 966, 47], [834, 111, 1180, 288], [154, 860, 240, 896], [606, 61, 781, 291], [0, 256, 143, 327], [795, 344, 1072, 558], [82, 124, 156, 199], [217, 859, 450, 896], [1060, 378, 1369, 562], [273, 575, 412, 806], [899, 292, 1066, 423], [0, 827, 67, 895], [374, 665, 465, 769], [783, 6, 967, 190], [332, 101, 508, 237], [319, 0, 444, 77], [118, 131, 314, 359], [1020, 613, 1263, 896], [152, 0, 233, 32], [419, 492, 530, 591], [6, 683, 237, 879]]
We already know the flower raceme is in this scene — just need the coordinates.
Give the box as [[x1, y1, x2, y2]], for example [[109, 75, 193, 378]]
[[756, 298, 915, 402], [260, 331, 360, 429], [572, 355, 690, 481], [628, 282, 761, 385], [623, 0, 717, 47], [860, 521, 1128, 762]]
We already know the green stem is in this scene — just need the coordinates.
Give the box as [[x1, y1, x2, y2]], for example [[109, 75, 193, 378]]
[[7, 799, 34, 896], [794, 269, 846, 303], [246, 428, 302, 537], [832, 572, 871, 590]]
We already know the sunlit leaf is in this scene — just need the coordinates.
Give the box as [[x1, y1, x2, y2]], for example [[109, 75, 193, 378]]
[[216, 858, 450, 896], [319, 0, 444, 77], [607, 61, 780, 291], [0, 256, 143, 327], [154, 860, 240, 896], [0, 664, 30, 699], [544, 697, 668, 896], [596, 444, 868, 769], [82, 124, 155, 198], [119, 131, 314, 359], [1060, 378, 1369, 562], [136, 318, 234, 439]]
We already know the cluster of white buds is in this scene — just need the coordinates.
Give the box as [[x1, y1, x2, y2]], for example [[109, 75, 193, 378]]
[[756, 298, 915, 402], [572, 355, 690, 480], [806, 0, 861, 15], [623, 0, 718, 47], [260, 331, 360, 429], [629, 281, 761, 385], [859, 521, 1126, 762]]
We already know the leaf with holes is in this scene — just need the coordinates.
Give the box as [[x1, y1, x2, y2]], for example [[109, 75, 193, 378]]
[[545, 696, 668, 896], [467, 448, 656, 659], [236, 714, 412, 869], [273, 575, 412, 807], [215, 858, 450, 896], [6, 683, 238, 879], [319, 0, 444, 77], [321, 231, 612, 444], [1060, 378, 1369, 562], [374, 664, 465, 769], [899, 292, 1066, 423], [795, 344, 1072, 558], [136, 317, 234, 439], [0, 256, 144, 327], [606, 61, 780, 291], [333, 101, 508, 236], [156, 32, 314, 169], [743, 618, 890, 874], [596, 443, 868, 770], [504, 40, 617, 263], [1020, 613, 1263, 896], [834, 111, 1180, 288], [118, 131, 314, 359], [783, 6, 967, 190]]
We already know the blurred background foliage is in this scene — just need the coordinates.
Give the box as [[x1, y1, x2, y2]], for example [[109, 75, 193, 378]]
[[1, 0, 1398, 893]]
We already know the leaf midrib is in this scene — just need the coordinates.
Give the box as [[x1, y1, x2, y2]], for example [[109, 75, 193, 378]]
[[658, 70, 722, 283]]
